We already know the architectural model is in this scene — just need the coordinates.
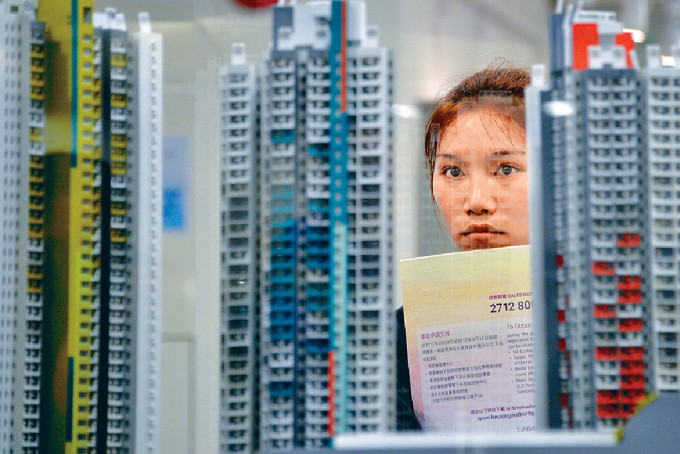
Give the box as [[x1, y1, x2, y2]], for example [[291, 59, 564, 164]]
[[0, 2, 45, 451], [219, 42, 261, 453], [529, 2, 680, 430], [0, 1, 162, 452], [219, 0, 395, 451]]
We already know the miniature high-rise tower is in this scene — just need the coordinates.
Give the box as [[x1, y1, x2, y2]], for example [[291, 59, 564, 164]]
[[641, 44, 680, 396], [219, 1, 395, 451], [38, 0, 102, 449], [259, 1, 394, 448], [127, 13, 164, 453], [530, 5, 645, 430], [0, 1, 160, 452], [219, 42, 261, 453], [0, 2, 46, 451], [530, 2, 680, 431], [30, 2, 164, 451]]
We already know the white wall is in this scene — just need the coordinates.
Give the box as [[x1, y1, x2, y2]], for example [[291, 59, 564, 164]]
[[97, 1, 551, 452], [366, 0, 549, 104]]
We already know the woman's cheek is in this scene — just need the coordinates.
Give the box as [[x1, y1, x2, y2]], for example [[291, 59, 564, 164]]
[[432, 177, 451, 212], [503, 180, 529, 211]]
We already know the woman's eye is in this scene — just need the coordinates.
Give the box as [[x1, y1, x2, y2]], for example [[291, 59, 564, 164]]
[[496, 164, 517, 176], [444, 166, 463, 178]]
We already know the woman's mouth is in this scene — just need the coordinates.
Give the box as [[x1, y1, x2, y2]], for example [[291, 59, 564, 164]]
[[462, 224, 504, 236]]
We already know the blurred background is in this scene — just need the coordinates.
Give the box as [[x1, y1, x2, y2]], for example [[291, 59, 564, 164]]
[[91, 0, 680, 452]]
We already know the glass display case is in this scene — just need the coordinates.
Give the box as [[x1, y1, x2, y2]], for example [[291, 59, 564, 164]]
[[1, 0, 679, 453]]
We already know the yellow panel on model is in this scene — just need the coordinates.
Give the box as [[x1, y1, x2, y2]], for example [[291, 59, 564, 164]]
[[38, 0, 98, 452], [26, 50, 45, 301]]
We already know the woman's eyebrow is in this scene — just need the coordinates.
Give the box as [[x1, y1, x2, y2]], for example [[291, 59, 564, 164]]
[[489, 150, 526, 159], [435, 153, 465, 161]]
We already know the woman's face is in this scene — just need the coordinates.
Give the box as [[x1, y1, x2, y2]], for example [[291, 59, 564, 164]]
[[433, 107, 529, 251]]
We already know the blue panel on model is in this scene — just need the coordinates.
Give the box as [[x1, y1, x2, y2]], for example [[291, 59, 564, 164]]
[[329, 0, 349, 224], [271, 189, 294, 199], [271, 247, 294, 257], [270, 274, 294, 284], [306, 256, 330, 268], [308, 144, 329, 158], [328, 0, 349, 352], [270, 261, 293, 270], [306, 338, 330, 354], [70, 0, 79, 167], [270, 329, 294, 342], [271, 204, 295, 215], [271, 129, 295, 144], [268, 382, 294, 398], [306, 228, 329, 241], [306, 283, 329, 297], [307, 242, 329, 255], [270, 218, 297, 342], [306, 301, 331, 313], [269, 295, 294, 306], [308, 199, 330, 213]]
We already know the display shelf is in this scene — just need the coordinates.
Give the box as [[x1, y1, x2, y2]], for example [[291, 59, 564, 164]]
[[330, 395, 680, 453]]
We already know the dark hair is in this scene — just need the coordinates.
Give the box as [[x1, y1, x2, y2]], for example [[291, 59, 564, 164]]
[[424, 65, 530, 197]]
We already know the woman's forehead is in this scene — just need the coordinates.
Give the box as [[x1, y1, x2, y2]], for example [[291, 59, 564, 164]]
[[447, 104, 524, 131], [438, 108, 526, 153]]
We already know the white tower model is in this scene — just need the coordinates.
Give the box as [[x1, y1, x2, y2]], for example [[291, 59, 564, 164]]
[[642, 44, 680, 394], [219, 42, 261, 453], [128, 12, 164, 454], [0, 2, 45, 451]]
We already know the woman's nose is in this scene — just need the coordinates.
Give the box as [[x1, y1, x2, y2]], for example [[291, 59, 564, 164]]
[[463, 177, 497, 215]]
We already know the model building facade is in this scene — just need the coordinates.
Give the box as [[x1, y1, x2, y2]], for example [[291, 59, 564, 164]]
[[219, 1, 395, 451], [529, 2, 680, 430], [641, 44, 680, 396], [0, 2, 45, 451], [219, 42, 261, 453], [0, 1, 162, 452]]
